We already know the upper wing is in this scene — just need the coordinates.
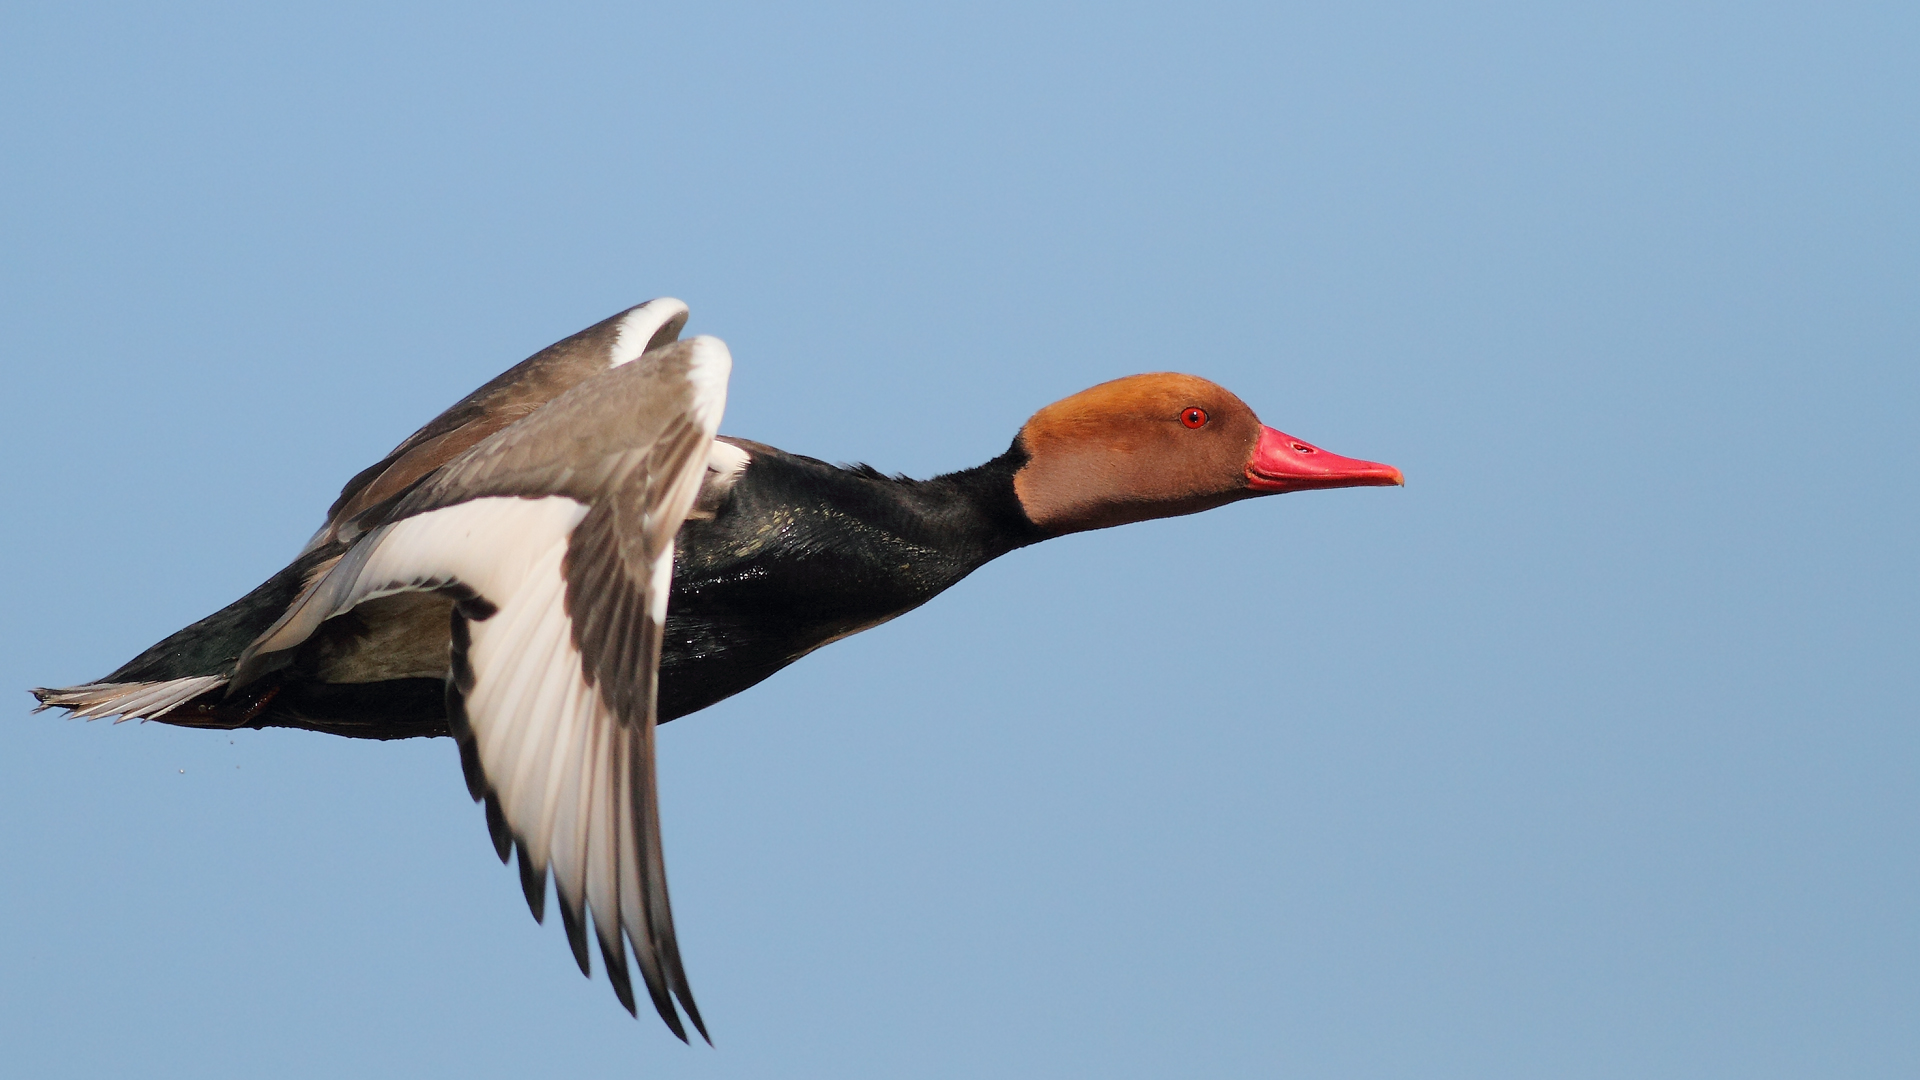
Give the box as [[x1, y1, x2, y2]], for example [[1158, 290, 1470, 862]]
[[304, 298, 691, 553], [238, 335, 729, 1040]]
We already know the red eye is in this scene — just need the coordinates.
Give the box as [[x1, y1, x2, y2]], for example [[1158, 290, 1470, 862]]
[[1181, 407, 1208, 428]]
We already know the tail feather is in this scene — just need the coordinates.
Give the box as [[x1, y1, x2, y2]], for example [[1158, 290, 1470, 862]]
[[31, 676, 229, 723]]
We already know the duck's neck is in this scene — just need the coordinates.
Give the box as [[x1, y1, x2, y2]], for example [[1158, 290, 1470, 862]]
[[658, 440, 1047, 722], [676, 437, 1047, 616], [880, 439, 1052, 565]]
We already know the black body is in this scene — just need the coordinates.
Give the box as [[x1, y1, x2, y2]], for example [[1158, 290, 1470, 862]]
[[94, 439, 1047, 740], [659, 440, 1043, 721]]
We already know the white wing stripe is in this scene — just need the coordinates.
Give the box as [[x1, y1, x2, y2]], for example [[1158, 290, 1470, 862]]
[[471, 544, 572, 803], [585, 718, 619, 949], [648, 541, 675, 624], [502, 629, 566, 823], [553, 681, 598, 915], [500, 590, 579, 838], [517, 666, 576, 871], [535, 665, 590, 878], [472, 552, 563, 768], [449, 530, 636, 970], [251, 497, 591, 667]]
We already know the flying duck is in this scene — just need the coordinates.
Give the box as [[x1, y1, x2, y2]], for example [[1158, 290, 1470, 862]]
[[33, 298, 1402, 1041]]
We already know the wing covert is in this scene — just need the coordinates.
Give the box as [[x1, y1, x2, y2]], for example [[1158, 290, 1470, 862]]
[[305, 298, 690, 552]]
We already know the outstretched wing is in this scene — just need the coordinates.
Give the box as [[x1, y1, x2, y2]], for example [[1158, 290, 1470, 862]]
[[304, 297, 691, 553], [238, 335, 729, 1040]]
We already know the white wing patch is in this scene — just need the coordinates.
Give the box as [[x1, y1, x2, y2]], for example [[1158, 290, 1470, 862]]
[[706, 438, 749, 482], [240, 497, 589, 668], [607, 298, 690, 369], [678, 336, 731, 428], [253, 492, 635, 952], [458, 533, 614, 943], [352, 497, 589, 609]]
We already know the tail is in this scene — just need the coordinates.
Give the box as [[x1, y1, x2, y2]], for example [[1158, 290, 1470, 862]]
[[29, 544, 340, 728], [31, 676, 230, 723]]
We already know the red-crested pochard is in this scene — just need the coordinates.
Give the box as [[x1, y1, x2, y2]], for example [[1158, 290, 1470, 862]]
[[34, 299, 1402, 1041]]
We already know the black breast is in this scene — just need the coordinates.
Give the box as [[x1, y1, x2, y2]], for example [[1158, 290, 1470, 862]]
[[657, 443, 1040, 722]]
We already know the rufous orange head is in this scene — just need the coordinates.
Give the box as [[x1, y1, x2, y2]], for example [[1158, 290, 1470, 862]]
[[1012, 373, 1401, 535]]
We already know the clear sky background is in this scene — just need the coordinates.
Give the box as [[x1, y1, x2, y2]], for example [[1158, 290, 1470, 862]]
[[2, 2, 1914, 1077]]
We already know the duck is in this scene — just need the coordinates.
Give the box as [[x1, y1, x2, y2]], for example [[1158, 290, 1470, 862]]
[[32, 298, 1402, 1042]]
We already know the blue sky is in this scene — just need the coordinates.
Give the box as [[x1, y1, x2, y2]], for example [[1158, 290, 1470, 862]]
[[2, 2, 1914, 1077]]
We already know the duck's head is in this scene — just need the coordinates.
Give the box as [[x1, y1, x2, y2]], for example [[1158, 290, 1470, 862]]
[[1012, 372, 1402, 535]]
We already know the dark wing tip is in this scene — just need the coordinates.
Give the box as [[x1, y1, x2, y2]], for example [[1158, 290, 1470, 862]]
[[454, 735, 486, 802], [556, 886, 592, 976], [652, 930, 709, 1043], [448, 612, 479, 694], [640, 958, 691, 1043], [634, 952, 683, 1043], [452, 591, 499, 622], [675, 982, 711, 1045], [648, 976, 702, 1045], [482, 791, 512, 863], [443, 655, 486, 803], [598, 931, 642, 1021], [515, 840, 547, 924]]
